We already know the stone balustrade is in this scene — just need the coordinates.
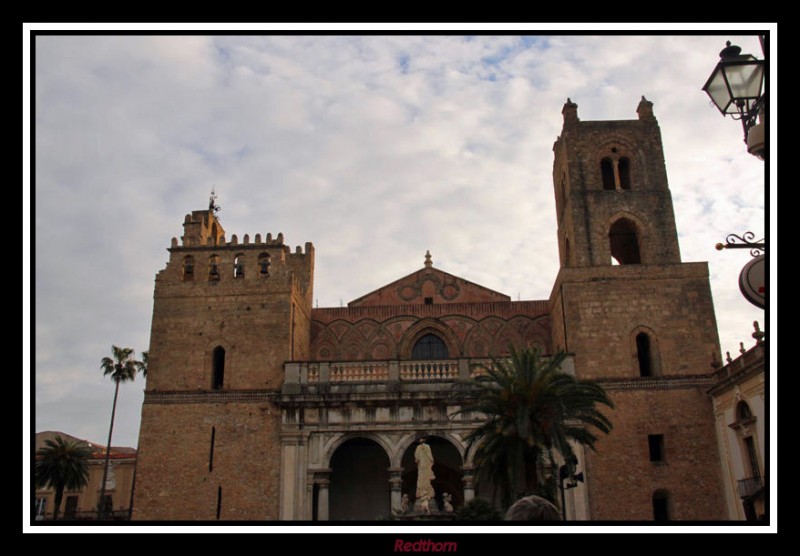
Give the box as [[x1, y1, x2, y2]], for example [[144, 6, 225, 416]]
[[284, 355, 574, 393], [399, 360, 458, 381]]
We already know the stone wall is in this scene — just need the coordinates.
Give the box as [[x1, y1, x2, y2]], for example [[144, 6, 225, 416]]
[[583, 386, 725, 520], [134, 399, 282, 520]]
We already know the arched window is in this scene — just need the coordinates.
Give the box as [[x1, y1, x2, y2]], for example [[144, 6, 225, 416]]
[[234, 254, 245, 279], [618, 157, 631, 190], [208, 255, 221, 281], [737, 401, 753, 421], [212, 346, 225, 390], [609, 219, 641, 264], [411, 334, 449, 360], [600, 158, 615, 190], [633, 329, 660, 377], [183, 256, 195, 282], [637, 333, 653, 377], [652, 490, 670, 521], [258, 253, 271, 278]]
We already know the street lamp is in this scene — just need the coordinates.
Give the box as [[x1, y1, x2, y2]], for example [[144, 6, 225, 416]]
[[702, 40, 765, 159], [703, 38, 766, 310], [558, 456, 584, 521]]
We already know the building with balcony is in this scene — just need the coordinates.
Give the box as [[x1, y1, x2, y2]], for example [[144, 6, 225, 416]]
[[133, 98, 727, 521], [708, 325, 766, 520], [34, 431, 136, 521]]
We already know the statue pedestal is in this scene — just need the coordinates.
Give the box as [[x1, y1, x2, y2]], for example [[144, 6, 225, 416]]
[[395, 510, 456, 521], [413, 499, 440, 513], [392, 499, 455, 520]]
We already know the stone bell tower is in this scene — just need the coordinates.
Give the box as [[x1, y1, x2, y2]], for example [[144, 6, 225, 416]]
[[548, 98, 727, 520], [133, 195, 314, 520]]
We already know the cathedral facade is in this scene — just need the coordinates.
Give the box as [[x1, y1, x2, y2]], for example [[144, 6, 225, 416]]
[[132, 99, 727, 521]]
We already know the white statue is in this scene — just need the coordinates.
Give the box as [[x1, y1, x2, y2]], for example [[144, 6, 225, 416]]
[[414, 437, 435, 514], [443, 492, 453, 512]]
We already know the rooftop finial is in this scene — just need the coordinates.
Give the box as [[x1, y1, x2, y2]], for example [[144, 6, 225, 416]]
[[752, 321, 765, 344], [424, 250, 433, 268], [562, 98, 579, 124], [209, 187, 221, 215], [637, 95, 655, 120]]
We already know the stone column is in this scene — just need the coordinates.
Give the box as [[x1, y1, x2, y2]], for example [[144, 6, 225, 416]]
[[314, 469, 332, 521], [388, 467, 405, 513], [461, 466, 476, 503], [279, 432, 300, 520]]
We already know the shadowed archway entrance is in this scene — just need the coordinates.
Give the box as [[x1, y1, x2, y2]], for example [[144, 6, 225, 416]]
[[329, 437, 391, 520], [401, 436, 464, 511]]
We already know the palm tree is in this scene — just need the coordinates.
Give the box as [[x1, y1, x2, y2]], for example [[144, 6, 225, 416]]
[[135, 351, 148, 378], [35, 435, 92, 520], [454, 347, 614, 510], [98, 345, 141, 518]]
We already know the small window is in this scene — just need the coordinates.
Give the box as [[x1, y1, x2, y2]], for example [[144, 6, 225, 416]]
[[209, 427, 216, 472], [637, 333, 653, 377], [424, 297, 433, 305], [183, 256, 195, 282], [737, 401, 753, 421], [258, 253, 271, 277], [652, 490, 669, 521], [618, 157, 631, 190], [208, 255, 221, 281], [412, 334, 449, 359], [565, 237, 571, 267], [601, 158, 615, 190], [648, 434, 664, 462], [234, 254, 245, 278], [743, 436, 760, 480], [212, 346, 225, 390]]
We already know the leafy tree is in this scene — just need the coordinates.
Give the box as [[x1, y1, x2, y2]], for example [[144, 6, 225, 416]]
[[98, 345, 141, 518], [35, 435, 92, 520], [455, 347, 614, 510]]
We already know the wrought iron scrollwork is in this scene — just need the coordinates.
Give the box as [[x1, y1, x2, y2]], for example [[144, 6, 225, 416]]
[[715, 231, 765, 257]]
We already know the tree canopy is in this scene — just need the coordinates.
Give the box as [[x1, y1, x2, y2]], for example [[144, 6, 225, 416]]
[[455, 347, 614, 509]]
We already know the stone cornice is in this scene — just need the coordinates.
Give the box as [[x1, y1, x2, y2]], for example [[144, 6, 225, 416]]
[[597, 374, 715, 391], [144, 389, 278, 404]]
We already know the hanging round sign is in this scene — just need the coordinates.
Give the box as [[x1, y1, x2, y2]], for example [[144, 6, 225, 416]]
[[738, 254, 765, 309]]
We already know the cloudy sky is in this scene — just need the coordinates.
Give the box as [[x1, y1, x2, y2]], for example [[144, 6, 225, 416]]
[[27, 29, 770, 455]]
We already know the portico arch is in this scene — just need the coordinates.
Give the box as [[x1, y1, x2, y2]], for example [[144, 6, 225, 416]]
[[399, 435, 465, 511], [327, 436, 391, 520]]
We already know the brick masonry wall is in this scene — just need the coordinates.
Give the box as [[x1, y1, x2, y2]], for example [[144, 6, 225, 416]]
[[585, 387, 726, 520], [133, 400, 282, 521], [550, 263, 720, 380], [549, 262, 726, 520]]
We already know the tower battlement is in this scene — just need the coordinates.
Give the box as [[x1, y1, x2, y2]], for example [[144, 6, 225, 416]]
[[158, 209, 314, 298]]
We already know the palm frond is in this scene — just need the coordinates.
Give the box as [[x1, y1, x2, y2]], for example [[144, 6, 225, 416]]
[[454, 346, 614, 511]]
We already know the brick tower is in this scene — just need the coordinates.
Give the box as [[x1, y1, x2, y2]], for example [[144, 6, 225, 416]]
[[133, 198, 314, 520], [549, 98, 727, 520]]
